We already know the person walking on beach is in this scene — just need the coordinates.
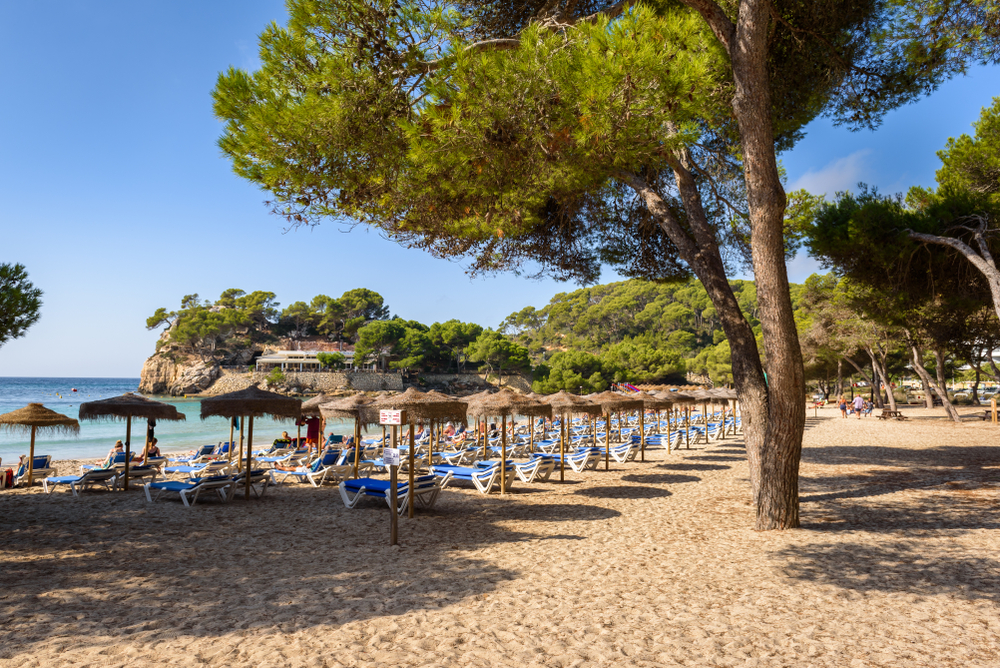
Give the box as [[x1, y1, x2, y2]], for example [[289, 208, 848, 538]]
[[852, 395, 864, 419], [839, 396, 848, 418]]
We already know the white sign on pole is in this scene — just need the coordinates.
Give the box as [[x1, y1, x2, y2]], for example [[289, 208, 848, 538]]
[[380, 410, 404, 425], [383, 448, 401, 467]]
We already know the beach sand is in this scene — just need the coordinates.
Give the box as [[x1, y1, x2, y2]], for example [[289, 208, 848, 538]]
[[1, 407, 999, 666]]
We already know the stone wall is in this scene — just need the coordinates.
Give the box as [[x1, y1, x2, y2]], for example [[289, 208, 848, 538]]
[[417, 372, 531, 393], [202, 369, 403, 396]]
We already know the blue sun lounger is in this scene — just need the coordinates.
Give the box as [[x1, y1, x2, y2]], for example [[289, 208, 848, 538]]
[[13, 456, 57, 486], [144, 474, 235, 507], [338, 473, 448, 515], [431, 461, 514, 494], [43, 468, 119, 496]]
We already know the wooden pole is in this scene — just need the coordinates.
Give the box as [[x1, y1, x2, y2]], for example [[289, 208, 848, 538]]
[[559, 414, 565, 482], [429, 420, 434, 469], [666, 408, 672, 454], [992, 397, 997, 425], [685, 406, 690, 449], [27, 425, 36, 487], [123, 416, 132, 491], [354, 418, 361, 478], [639, 408, 645, 461], [605, 411, 610, 470], [229, 418, 235, 463], [408, 423, 415, 518], [238, 418, 245, 472], [245, 416, 255, 499], [500, 414, 507, 495]]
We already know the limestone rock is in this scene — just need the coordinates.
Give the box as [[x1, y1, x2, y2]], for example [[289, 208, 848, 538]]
[[169, 360, 221, 396]]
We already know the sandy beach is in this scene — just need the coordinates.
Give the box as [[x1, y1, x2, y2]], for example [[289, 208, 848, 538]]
[[1, 406, 999, 667]]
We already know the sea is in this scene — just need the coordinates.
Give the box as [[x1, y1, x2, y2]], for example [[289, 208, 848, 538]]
[[0, 377, 366, 465]]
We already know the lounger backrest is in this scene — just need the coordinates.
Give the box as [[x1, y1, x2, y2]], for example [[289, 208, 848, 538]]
[[199, 445, 216, 456]]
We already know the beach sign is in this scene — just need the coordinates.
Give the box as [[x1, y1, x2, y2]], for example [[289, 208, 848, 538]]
[[380, 410, 405, 425], [383, 448, 401, 467]]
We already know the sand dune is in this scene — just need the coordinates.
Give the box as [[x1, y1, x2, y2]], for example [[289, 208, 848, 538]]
[[1, 407, 998, 666]]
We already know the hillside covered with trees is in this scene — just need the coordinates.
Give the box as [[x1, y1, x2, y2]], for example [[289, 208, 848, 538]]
[[145, 278, 780, 392]]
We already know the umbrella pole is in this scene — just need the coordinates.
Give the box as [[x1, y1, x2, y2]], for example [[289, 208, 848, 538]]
[[685, 406, 690, 449], [429, 420, 434, 470], [27, 425, 36, 487], [640, 409, 645, 462], [720, 403, 726, 440], [408, 425, 415, 518], [605, 412, 610, 471], [238, 418, 245, 472], [559, 416, 565, 482], [229, 419, 235, 464], [481, 420, 487, 460], [666, 410, 671, 455], [246, 416, 254, 500], [123, 416, 132, 491], [297, 421, 302, 450], [353, 419, 360, 478], [500, 414, 507, 495]]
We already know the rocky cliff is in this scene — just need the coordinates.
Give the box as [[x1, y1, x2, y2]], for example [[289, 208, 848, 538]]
[[139, 354, 221, 396]]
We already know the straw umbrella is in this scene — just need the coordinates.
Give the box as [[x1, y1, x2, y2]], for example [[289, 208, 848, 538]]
[[371, 388, 467, 518], [462, 389, 497, 457], [78, 393, 185, 491], [0, 404, 80, 486], [200, 386, 301, 499], [465, 389, 551, 494], [540, 391, 602, 481], [663, 390, 698, 449], [319, 394, 376, 477], [582, 391, 643, 470], [629, 391, 673, 460]]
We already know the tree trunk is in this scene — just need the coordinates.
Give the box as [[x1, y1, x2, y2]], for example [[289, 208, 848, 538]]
[[836, 358, 844, 399], [972, 363, 981, 404], [866, 349, 896, 411], [933, 347, 950, 403], [907, 336, 962, 422], [919, 361, 935, 408]]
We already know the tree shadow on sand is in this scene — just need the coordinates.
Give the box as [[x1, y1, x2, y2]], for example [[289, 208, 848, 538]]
[[574, 486, 672, 499], [657, 462, 731, 472], [773, 540, 1000, 603], [621, 473, 701, 485], [0, 489, 621, 655]]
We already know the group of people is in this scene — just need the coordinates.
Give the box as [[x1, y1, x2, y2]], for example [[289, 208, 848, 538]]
[[102, 438, 162, 466], [838, 395, 873, 419]]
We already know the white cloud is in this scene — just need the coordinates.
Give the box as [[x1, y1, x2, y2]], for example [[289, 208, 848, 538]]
[[788, 149, 873, 197]]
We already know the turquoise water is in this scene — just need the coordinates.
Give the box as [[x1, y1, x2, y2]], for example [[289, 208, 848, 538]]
[[0, 377, 364, 464]]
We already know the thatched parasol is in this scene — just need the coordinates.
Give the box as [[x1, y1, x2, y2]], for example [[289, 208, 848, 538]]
[[465, 389, 551, 493], [319, 394, 376, 477], [540, 391, 601, 481], [626, 391, 673, 460], [299, 393, 342, 450], [200, 386, 301, 499], [587, 391, 644, 470], [371, 388, 468, 516], [0, 404, 79, 486], [78, 393, 185, 491], [657, 390, 698, 449]]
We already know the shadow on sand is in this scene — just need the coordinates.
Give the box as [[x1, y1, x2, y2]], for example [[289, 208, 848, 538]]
[[0, 488, 621, 655]]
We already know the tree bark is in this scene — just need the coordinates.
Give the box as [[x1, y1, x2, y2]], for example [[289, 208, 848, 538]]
[[836, 358, 844, 399], [866, 349, 896, 411], [906, 335, 962, 422], [933, 347, 950, 403]]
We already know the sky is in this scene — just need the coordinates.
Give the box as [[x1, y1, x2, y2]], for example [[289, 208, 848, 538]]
[[1, 1, 999, 378]]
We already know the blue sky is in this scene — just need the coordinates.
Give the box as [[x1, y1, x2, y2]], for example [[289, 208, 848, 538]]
[[1, 1, 998, 378]]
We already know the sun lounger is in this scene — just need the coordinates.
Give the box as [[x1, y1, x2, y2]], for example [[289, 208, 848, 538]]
[[13, 456, 57, 486], [545, 448, 600, 473], [229, 469, 270, 499], [144, 474, 235, 507], [514, 456, 555, 483], [167, 444, 217, 465], [163, 460, 231, 479], [269, 452, 341, 487], [431, 462, 514, 494], [338, 473, 448, 515], [256, 448, 310, 469], [43, 468, 119, 496]]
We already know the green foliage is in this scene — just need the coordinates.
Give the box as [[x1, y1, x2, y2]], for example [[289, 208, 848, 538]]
[[532, 350, 610, 394], [266, 368, 286, 385], [428, 319, 483, 371], [504, 277, 757, 386], [316, 352, 347, 370], [465, 329, 531, 383], [0, 263, 42, 348], [354, 320, 407, 366], [932, 96, 1000, 199]]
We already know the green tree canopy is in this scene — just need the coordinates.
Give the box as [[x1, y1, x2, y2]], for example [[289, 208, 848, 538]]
[[0, 263, 42, 349]]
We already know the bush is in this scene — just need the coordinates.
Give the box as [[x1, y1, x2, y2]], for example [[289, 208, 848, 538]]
[[266, 368, 286, 385]]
